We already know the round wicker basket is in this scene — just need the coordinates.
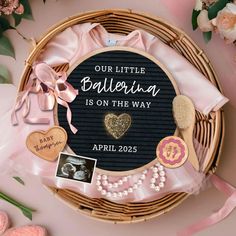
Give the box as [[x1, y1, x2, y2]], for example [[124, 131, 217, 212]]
[[19, 9, 225, 223]]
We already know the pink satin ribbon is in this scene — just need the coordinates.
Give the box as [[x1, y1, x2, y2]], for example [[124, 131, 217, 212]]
[[177, 174, 236, 236], [11, 63, 78, 133]]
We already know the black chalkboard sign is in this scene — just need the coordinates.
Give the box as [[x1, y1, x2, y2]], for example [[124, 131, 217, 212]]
[[57, 47, 178, 172]]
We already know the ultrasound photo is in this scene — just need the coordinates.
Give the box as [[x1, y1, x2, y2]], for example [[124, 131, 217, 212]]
[[56, 153, 97, 184]]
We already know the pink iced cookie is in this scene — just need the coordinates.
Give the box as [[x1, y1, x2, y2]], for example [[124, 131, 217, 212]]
[[0, 211, 10, 234], [3, 226, 47, 236]]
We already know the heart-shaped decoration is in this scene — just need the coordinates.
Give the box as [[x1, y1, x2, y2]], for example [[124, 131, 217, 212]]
[[4, 225, 47, 236], [26, 126, 67, 162], [104, 113, 132, 139]]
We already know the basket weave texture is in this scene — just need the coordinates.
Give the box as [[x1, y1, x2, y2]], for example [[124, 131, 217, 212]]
[[19, 9, 224, 223]]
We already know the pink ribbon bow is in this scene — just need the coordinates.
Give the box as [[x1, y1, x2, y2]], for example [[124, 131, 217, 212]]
[[11, 63, 78, 134]]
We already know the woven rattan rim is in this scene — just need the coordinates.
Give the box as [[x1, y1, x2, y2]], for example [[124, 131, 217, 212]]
[[19, 9, 225, 223]]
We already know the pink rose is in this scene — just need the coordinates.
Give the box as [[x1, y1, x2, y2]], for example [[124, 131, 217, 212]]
[[212, 3, 236, 43], [0, 0, 20, 15], [14, 3, 24, 15]]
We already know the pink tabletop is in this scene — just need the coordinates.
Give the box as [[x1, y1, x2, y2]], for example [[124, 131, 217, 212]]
[[0, 1, 236, 236]]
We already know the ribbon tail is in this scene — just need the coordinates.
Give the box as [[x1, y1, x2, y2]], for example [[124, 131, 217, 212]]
[[57, 97, 78, 134], [24, 117, 50, 124], [211, 175, 236, 196], [11, 110, 18, 126], [11, 91, 30, 125], [23, 95, 31, 118], [177, 174, 236, 236], [11, 77, 37, 125]]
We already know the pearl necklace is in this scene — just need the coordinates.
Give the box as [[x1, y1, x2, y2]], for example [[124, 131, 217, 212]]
[[150, 162, 166, 192], [96, 163, 166, 198]]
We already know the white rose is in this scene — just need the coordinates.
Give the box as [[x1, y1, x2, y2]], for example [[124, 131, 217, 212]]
[[195, 0, 203, 11], [197, 9, 214, 32], [203, 0, 218, 6], [195, 0, 218, 10]]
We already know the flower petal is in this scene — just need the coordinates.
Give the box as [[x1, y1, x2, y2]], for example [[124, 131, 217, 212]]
[[195, 0, 203, 11], [197, 10, 214, 32]]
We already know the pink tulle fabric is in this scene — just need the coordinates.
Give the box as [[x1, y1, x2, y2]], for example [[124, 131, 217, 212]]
[[0, 23, 228, 203]]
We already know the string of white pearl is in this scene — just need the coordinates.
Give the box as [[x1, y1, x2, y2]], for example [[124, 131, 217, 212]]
[[150, 162, 166, 192], [96, 169, 148, 198], [96, 163, 166, 198]]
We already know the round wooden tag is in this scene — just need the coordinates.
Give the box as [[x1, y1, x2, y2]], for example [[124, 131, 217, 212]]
[[156, 136, 188, 168]]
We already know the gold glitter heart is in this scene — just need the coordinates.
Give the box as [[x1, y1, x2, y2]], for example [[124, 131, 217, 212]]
[[104, 113, 132, 139]]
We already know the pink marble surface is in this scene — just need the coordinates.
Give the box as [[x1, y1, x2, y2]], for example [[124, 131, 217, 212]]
[[0, 0, 236, 236]]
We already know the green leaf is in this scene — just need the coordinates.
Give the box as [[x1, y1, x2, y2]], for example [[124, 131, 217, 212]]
[[0, 17, 15, 31], [203, 31, 212, 43], [0, 191, 36, 220], [208, 0, 229, 20], [192, 9, 201, 30], [13, 13, 23, 26], [12, 0, 33, 26], [0, 36, 15, 58], [0, 65, 11, 84], [20, 0, 33, 20], [13, 176, 25, 185], [21, 209, 33, 220]]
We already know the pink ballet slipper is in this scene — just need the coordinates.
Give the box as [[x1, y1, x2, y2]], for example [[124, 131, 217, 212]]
[[3, 225, 47, 236], [0, 211, 10, 235], [37, 83, 55, 111]]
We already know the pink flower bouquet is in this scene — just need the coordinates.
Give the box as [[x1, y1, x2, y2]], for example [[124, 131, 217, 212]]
[[0, 0, 24, 15], [192, 0, 236, 44]]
